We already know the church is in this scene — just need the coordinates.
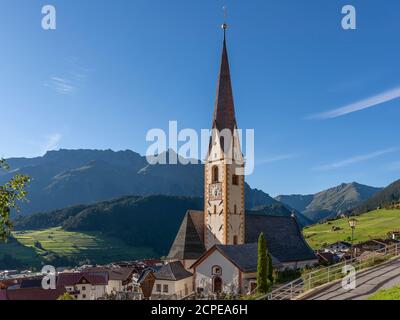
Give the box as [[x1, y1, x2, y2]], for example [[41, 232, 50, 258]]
[[167, 25, 317, 296]]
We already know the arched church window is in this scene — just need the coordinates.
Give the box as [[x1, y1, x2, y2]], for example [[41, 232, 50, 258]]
[[220, 136, 225, 150], [214, 205, 217, 214], [234, 205, 237, 214], [233, 235, 238, 245], [212, 166, 219, 183]]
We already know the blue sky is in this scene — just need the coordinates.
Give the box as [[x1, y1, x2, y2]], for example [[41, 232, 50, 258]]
[[1, 0, 400, 196]]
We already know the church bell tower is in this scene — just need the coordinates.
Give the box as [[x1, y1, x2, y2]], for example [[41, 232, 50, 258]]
[[204, 24, 245, 250]]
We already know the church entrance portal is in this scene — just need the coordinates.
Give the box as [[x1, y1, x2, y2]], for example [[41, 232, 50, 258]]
[[213, 276, 222, 293]]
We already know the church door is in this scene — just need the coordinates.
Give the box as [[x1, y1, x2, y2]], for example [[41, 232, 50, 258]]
[[213, 276, 222, 293]]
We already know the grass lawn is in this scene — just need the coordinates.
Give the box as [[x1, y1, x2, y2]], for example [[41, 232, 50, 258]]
[[303, 209, 400, 249], [368, 286, 400, 300], [0, 227, 158, 268]]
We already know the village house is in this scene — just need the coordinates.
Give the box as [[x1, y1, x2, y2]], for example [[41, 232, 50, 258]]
[[354, 239, 400, 257], [322, 241, 352, 254], [151, 261, 194, 300], [57, 272, 108, 300], [85, 265, 137, 295], [316, 251, 340, 266], [0, 276, 66, 301]]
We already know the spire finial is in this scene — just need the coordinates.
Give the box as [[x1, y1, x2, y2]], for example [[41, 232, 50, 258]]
[[221, 5, 228, 39]]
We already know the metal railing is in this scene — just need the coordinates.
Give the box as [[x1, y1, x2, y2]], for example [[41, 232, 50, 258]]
[[259, 243, 400, 300]]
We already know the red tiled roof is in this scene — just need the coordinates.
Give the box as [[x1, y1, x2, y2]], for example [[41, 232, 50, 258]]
[[57, 272, 108, 286], [5, 286, 66, 300], [0, 289, 7, 300], [140, 259, 163, 266], [0, 279, 19, 289]]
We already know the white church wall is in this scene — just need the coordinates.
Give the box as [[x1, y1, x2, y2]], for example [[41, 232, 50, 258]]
[[195, 250, 240, 296]]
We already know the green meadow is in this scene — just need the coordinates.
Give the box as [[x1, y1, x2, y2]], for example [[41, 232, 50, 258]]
[[0, 227, 157, 269], [303, 209, 400, 249], [368, 286, 400, 300]]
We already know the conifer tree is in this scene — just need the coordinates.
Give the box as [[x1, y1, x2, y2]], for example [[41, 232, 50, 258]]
[[257, 232, 268, 293]]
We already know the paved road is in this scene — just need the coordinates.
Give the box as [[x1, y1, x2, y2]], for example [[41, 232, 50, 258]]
[[304, 257, 400, 300]]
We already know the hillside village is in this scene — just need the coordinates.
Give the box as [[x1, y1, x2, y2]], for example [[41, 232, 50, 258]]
[[1, 25, 400, 300], [1, 224, 399, 301]]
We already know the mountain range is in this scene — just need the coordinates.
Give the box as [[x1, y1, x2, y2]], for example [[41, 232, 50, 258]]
[[351, 179, 400, 215], [0, 149, 276, 216], [12, 195, 309, 259], [276, 182, 382, 222], [2, 149, 396, 225], [2, 149, 400, 268]]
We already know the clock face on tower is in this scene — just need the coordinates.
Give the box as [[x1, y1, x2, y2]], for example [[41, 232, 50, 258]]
[[209, 183, 222, 201]]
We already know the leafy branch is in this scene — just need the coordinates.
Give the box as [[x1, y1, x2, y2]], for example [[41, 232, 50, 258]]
[[0, 159, 30, 241]]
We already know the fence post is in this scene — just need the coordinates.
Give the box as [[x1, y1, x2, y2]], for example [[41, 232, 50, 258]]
[[290, 282, 293, 300], [327, 267, 330, 283]]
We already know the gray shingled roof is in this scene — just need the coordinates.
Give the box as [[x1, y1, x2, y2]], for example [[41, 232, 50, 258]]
[[168, 211, 317, 264], [245, 214, 317, 263], [154, 261, 193, 281], [167, 210, 206, 260], [215, 243, 281, 272], [85, 266, 135, 281]]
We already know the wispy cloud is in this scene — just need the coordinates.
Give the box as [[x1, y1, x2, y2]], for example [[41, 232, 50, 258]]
[[256, 154, 298, 166], [308, 86, 400, 120], [45, 58, 91, 95], [40, 133, 62, 154], [46, 77, 77, 94], [313, 148, 398, 171]]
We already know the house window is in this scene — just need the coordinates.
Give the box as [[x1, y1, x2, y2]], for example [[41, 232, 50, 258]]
[[82, 294, 86, 299], [232, 174, 239, 186], [82, 286, 86, 291], [156, 284, 161, 292], [212, 166, 219, 183], [163, 285, 169, 293]]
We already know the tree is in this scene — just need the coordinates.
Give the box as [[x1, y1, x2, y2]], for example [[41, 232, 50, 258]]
[[257, 232, 268, 294], [57, 292, 75, 300], [0, 159, 30, 241]]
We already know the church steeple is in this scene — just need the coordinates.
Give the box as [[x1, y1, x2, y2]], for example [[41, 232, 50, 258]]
[[204, 22, 245, 249], [212, 24, 237, 133]]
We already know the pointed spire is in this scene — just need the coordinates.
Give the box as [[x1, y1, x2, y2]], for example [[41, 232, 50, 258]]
[[212, 24, 237, 133]]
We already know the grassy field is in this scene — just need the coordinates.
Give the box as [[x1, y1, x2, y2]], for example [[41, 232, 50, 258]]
[[0, 227, 158, 269], [368, 286, 400, 300], [303, 209, 400, 249]]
